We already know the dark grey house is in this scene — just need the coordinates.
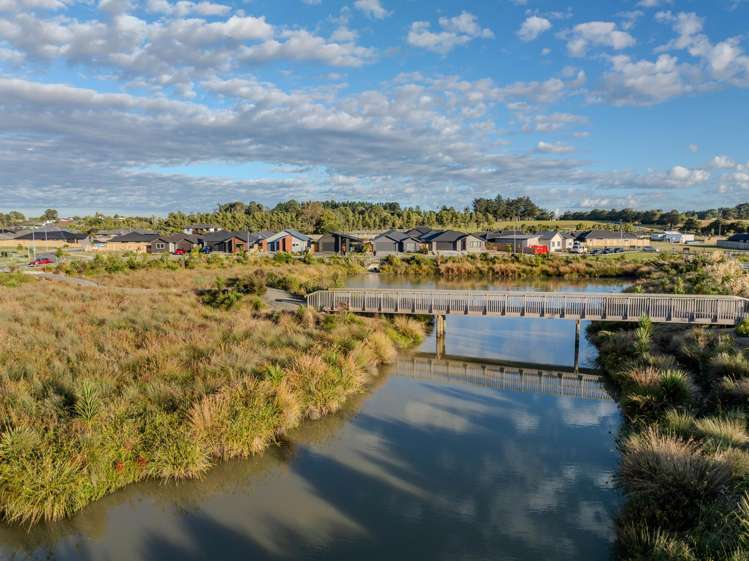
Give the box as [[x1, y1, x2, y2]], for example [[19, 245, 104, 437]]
[[13, 230, 87, 243], [422, 230, 486, 253], [317, 232, 365, 254], [373, 230, 422, 254]]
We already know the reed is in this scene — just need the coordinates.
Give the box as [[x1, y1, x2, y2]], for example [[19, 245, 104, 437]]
[[0, 263, 423, 526]]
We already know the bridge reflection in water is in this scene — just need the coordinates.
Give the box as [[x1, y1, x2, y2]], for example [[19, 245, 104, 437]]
[[396, 354, 613, 402]]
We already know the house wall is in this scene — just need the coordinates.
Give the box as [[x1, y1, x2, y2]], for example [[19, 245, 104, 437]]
[[149, 240, 169, 254], [583, 237, 649, 248], [717, 240, 749, 250], [318, 235, 337, 253], [540, 234, 564, 252], [401, 240, 419, 252], [462, 236, 485, 253], [374, 239, 398, 254], [433, 241, 457, 252]]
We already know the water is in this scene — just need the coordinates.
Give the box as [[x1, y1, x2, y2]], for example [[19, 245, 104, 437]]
[[0, 277, 623, 561]]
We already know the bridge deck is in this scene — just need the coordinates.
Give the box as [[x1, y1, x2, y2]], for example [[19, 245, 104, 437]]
[[307, 288, 749, 325]]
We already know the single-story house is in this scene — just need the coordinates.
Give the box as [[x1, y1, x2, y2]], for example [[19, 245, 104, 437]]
[[183, 224, 219, 235], [423, 230, 486, 253], [537, 231, 566, 252], [652, 231, 695, 244], [197, 231, 248, 253], [561, 232, 576, 251], [373, 230, 422, 255], [0, 229, 87, 250], [717, 233, 749, 250], [265, 229, 311, 253], [148, 234, 200, 254], [103, 231, 161, 253], [404, 226, 434, 240], [575, 230, 649, 248], [317, 232, 365, 254], [485, 231, 541, 252]]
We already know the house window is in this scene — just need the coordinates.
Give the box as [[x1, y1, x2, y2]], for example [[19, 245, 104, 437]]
[[155, 243, 166, 250]]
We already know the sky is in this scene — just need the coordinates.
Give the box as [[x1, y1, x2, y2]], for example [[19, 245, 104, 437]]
[[0, 0, 748, 215]]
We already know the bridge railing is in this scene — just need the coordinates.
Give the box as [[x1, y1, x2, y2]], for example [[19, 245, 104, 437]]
[[306, 289, 749, 325]]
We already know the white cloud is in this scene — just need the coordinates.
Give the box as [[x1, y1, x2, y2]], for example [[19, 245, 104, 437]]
[[669, 165, 709, 184], [517, 16, 551, 42], [354, 0, 388, 20], [536, 141, 575, 153], [564, 21, 635, 57], [689, 143, 699, 153], [146, 0, 231, 17], [638, 0, 672, 7], [712, 155, 737, 169], [407, 11, 493, 54]]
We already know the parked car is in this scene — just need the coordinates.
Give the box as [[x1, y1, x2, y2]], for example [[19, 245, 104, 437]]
[[643, 246, 659, 253], [29, 257, 55, 267], [173, 249, 186, 255]]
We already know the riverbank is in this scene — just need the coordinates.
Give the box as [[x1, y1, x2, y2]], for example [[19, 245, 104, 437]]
[[0, 263, 426, 526], [590, 257, 749, 559], [379, 252, 659, 280]]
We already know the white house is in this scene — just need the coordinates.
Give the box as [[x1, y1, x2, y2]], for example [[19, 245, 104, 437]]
[[659, 231, 695, 244]]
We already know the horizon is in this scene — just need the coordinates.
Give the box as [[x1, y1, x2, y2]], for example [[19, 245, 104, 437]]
[[1, 0, 748, 213]]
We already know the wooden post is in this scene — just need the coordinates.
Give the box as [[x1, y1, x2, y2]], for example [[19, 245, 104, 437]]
[[574, 319, 581, 373]]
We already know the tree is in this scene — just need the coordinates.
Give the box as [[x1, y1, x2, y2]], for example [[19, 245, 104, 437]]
[[41, 209, 58, 222]]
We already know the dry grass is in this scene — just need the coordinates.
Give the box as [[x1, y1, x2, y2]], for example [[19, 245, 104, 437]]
[[0, 265, 423, 525]]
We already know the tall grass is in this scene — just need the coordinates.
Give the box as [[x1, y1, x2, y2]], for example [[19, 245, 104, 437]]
[[0, 264, 424, 525]]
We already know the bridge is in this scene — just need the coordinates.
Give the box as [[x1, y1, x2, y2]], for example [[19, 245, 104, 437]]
[[306, 288, 748, 326], [396, 354, 612, 401]]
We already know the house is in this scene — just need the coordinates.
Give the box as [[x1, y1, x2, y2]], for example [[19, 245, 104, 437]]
[[653, 231, 695, 244], [373, 230, 422, 255], [422, 230, 486, 254], [536, 231, 566, 252], [148, 234, 200, 254], [317, 232, 365, 254], [484, 231, 541, 252], [575, 230, 648, 249], [183, 224, 219, 235], [197, 231, 249, 253], [264, 229, 311, 253], [1, 229, 88, 249], [105, 231, 161, 253], [717, 233, 749, 250], [561, 232, 576, 251]]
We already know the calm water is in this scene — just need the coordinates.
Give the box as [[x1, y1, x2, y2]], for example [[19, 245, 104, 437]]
[[0, 278, 623, 561]]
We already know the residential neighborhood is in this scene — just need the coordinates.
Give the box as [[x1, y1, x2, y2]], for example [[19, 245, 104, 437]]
[[0, 223, 708, 260]]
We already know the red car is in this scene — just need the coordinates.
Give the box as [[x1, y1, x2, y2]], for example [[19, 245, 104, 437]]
[[173, 249, 187, 255], [30, 257, 55, 266]]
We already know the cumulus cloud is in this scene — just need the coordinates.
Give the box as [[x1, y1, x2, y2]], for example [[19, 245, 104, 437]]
[[563, 21, 635, 57], [517, 16, 551, 42], [712, 155, 737, 169], [407, 11, 493, 54], [669, 165, 709, 184], [354, 0, 389, 20]]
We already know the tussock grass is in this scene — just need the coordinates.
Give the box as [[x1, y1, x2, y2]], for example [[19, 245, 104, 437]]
[[0, 263, 423, 526], [620, 429, 732, 530]]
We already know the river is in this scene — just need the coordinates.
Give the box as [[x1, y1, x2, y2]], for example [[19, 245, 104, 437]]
[[0, 277, 624, 561]]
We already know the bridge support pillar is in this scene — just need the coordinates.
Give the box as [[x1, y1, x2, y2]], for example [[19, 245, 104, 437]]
[[435, 315, 446, 358], [573, 320, 581, 373]]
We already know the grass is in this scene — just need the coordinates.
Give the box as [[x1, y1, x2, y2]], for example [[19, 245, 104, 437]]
[[0, 262, 424, 526], [380, 252, 660, 279], [594, 312, 749, 559]]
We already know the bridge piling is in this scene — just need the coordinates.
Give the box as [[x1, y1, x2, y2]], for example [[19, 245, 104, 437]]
[[574, 320, 581, 373], [435, 315, 446, 358]]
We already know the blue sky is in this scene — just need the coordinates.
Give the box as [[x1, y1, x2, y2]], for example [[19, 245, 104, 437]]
[[0, 0, 748, 215]]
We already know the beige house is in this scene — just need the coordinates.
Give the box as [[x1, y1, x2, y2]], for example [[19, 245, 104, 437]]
[[576, 230, 649, 248]]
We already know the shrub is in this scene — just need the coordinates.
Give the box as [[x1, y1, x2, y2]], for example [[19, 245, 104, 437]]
[[710, 352, 749, 383], [619, 428, 732, 531], [736, 319, 749, 337], [621, 368, 695, 420]]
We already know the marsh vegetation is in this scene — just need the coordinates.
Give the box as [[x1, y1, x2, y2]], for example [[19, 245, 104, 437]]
[[0, 263, 425, 525]]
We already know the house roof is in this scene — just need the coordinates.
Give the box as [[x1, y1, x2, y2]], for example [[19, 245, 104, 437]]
[[185, 223, 216, 229], [375, 230, 420, 243], [407, 225, 433, 235], [486, 231, 539, 241], [162, 233, 199, 243], [14, 230, 87, 242], [328, 231, 364, 242], [109, 232, 161, 243], [536, 230, 563, 240], [265, 229, 311, 243], [576, 229, 639, 241], [426, 230, 468, 243]]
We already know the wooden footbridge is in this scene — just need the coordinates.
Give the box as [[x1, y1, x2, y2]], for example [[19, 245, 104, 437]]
[[397, 354, 612, 401], [306, 289, 749, 326]]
